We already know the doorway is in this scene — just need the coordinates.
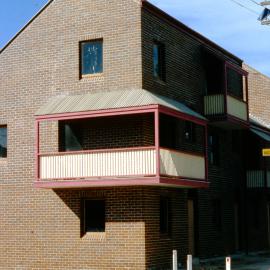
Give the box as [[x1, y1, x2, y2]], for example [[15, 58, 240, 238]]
[[188, 199, 195, 255], [267, 203, 270, 248], [234, 203, 241, 251]]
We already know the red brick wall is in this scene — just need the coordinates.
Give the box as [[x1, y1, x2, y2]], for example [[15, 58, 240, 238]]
[[244, 64, 270, 125]]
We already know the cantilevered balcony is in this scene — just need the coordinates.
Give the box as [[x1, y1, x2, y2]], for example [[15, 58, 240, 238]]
[[204, 58, 249, 127], [34, 89, 208, 189]]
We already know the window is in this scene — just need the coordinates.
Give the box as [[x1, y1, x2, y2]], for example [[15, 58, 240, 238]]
[[81, 199, 105, 235], [208, 134, 219, 165], [153, 41, 166, 81], [160, 197, 171, 235], [204, 53, 224, 95], [0, 126, 7, 158], [227, 67, 243, 99], [212, 199, 222, 231], [184, 121, 195, 142], [80, 39, 103, 76], [232, 130, 242, 154], [60, 122, 82, 151]]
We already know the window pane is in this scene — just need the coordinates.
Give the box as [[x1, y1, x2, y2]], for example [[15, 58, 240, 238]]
[[63, 124, 82, 151], [227, 67, 243, 99], [208, 134, 219, 165], [85, 200, 105, 232], [153, 42, 166, 81], [0, 126, 7, 158], [153, 44, 160, 78], [160, 197, 171, 234], [81, 41, 103, 75]]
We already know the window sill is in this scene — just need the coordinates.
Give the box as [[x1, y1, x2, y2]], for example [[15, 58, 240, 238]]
[[0, 158, 7, 164], [82, 232, 106, 241], [154, 78, 166, 86], [160, 233, 172, 240], [80, 73, 104, 80]]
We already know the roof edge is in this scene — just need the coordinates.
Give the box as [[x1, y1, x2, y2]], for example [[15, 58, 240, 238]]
[[0, 0, 54, 55], [142, 1, 243, 64]]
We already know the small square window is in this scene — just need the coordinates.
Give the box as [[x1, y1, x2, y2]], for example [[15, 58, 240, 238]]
[[0, 126, 7, 158], [80, 40, 103, 76], [160, 197, 171, 235], [153, 41, 166, 82], [81, 199, 105, 235]]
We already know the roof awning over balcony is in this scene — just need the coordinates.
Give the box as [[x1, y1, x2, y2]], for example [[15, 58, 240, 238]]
[[36, 89, 206, 121], [251, 128, 270, 142]]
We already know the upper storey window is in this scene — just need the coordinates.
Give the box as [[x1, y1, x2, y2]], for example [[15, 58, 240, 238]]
[[0, 126, 7, 158], [153, 41, 166, 82], [80, 40, 103, 76]]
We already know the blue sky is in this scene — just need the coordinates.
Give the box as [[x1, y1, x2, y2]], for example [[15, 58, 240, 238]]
[[0, 0, 269, 76]]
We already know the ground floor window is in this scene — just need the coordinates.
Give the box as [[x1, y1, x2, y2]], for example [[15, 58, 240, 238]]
[[160, 197, 171, 235], [81, 199, 105, 235]]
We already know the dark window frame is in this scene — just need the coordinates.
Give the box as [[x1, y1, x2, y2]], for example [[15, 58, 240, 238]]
[[81, 198, 106, 237], [153, 41, 166, 82], [79, 39, 103, 78], [184, 121, 196, 143], [160, 196, 172, 236], [208, 133, 220, 166], [212, 199, 222, 231], [0, 125, 7, 158]]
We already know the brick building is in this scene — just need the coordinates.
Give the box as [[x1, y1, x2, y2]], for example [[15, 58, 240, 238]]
[[0, 0, 270, 269]]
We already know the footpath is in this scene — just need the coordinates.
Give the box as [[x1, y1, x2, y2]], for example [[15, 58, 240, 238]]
[[196, 252, 270, 270]]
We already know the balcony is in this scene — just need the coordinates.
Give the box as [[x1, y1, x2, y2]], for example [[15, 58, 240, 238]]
[[204, 94, 248, 122], [247, 170, 270, 189], [38, 146, 205, 184], [34, 89, 209, 189], [204, 59, 249, 127]]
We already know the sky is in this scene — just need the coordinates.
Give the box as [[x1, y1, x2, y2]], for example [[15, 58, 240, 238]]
[[0, 0, 269, 76]]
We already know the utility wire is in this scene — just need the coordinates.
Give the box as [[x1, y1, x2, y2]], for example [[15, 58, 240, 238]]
[[228, 0, 260, 14], [246, 0, 262, 6]]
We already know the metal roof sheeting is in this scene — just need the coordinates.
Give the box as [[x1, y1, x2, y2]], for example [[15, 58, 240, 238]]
[[251, 128, 270, 142], [36, 89, 206, 120]]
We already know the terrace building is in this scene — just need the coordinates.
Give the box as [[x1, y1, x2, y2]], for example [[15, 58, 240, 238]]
[[0, 0, 270, 269]]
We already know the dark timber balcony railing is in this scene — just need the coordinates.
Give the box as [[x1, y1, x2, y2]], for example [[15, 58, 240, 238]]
[[247, 170, 270, 188]]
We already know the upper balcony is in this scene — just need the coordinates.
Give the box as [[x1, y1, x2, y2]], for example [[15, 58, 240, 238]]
[[34, 89, 209, 189], [203, 50, 249, 128]]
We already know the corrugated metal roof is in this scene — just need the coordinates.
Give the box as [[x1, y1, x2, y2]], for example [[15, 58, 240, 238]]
[[249, 114, 270, 130], [251, 128, 270, 142], [36, 89, 206, 120]]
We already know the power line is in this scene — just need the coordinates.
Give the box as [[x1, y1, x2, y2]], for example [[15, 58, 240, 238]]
[[246, 0, 262, 6], [228, 0, 260, 14]]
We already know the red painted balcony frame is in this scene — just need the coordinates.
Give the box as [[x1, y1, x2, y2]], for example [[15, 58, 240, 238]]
[[204, 61, 249, 127], [34, 104, 209, 189]]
